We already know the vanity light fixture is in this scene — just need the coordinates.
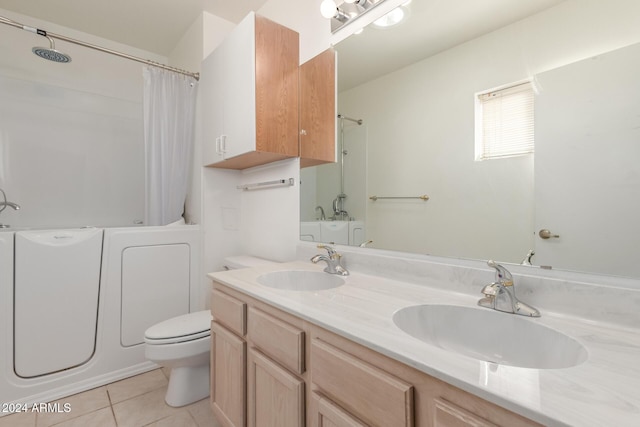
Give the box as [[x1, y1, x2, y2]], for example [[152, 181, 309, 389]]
[[320, 0, 350, 22]]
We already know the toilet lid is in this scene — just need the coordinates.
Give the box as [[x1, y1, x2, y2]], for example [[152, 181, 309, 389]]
[[144, 310, 211, 343]]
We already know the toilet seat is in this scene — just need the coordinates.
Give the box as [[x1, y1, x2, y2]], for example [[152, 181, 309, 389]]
[[144, 310, 211, 345]]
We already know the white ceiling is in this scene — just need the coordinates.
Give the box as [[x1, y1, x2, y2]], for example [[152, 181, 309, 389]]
[[0, 0, 567, 89], [0, 0, 268, 56]]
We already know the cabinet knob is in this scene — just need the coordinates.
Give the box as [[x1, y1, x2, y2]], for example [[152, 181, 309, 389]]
[[300, 129, 307, 136]]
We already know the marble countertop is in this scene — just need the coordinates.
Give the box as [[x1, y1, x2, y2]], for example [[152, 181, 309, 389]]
[[208, 261, 640, 427]]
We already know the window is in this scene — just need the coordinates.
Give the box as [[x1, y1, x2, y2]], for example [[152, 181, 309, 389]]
[[475, 81, 534, 161]]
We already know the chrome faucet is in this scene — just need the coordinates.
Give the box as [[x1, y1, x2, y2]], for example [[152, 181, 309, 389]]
[[315, 206, 326, 221], [311, 244, 349, 276], [478, 260, 540, 317]]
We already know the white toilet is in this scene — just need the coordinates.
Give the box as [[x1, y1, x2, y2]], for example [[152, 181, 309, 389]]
[[144, 255, 274, 407]]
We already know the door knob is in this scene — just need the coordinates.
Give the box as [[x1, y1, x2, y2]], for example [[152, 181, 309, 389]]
[[538, 229, 560, 239]]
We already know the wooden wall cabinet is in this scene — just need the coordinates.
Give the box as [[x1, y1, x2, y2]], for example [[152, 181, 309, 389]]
[[202, 12, 300, 169], [300, 48, 337, 168], [210, 281, 540, 427]]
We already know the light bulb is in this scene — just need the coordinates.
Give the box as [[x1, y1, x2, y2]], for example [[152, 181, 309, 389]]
[[320, 0, 338, 18]]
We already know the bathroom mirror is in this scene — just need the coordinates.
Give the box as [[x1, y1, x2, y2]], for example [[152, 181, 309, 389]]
[[300, 0, 640, 279]]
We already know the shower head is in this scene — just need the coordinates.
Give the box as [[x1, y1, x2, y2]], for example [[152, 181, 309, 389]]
[[32, 36, 71, 63], [33, 46, 71, 63]]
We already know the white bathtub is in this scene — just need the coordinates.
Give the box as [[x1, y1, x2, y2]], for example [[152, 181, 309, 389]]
[[0, 223, 200, 410]]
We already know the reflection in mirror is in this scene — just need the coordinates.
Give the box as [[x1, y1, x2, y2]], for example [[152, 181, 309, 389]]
[[300, 0, 640, 279]]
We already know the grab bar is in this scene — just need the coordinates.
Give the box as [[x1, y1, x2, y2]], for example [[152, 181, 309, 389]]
[[237, 178, 295, 191], [369, 195, 429, 201]]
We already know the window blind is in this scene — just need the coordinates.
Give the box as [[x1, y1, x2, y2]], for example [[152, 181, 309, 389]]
[[476, 82, 534, 160]]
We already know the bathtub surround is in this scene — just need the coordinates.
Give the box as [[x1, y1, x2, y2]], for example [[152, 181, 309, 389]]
[[143, 66, 199, 227]]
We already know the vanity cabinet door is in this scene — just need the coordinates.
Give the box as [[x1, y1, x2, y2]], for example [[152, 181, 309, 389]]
[[248, 348, 305, 427], [210, 321, 246, 427], [300, 48, 337, 168]]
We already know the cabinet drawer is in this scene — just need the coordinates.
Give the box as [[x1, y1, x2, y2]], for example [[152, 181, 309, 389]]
[[311, 339, 414, 427], [248, 307, 305, 375], [433, 398, 497, 427], [211, 289, 246, 336]]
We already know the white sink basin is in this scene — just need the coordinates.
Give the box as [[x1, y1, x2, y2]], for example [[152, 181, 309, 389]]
[[393, 304, 587, 369], [257, 270, 345, 291]]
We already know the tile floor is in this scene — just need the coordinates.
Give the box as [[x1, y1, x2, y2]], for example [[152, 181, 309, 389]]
[[0, 369, 223, 427]]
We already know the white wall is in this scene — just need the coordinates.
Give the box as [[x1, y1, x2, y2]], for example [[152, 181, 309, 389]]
[[320, 0, 640, 263]]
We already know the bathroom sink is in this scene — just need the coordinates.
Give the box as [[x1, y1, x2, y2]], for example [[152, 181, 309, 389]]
[[393, 304, 587, 369], [257, 270, 345, 291]]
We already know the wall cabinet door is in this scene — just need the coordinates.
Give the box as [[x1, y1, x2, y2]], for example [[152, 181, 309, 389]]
[[217, 13, 256, 161], [248, 348, 304, 427], [210, 321, 246, 427], [300, 48, 337, 168], [201, 46, 226, 166]]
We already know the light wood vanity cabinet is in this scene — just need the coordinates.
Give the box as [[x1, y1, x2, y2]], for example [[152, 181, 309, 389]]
[[211, 284, 307, 427], [210, 282, 541, 427], [202, 12, 300, 169]]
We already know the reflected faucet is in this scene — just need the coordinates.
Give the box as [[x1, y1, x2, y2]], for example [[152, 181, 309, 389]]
[[311, 244, 349, 276], [478, 260, 540, 317], [520, 250, 535, 265], [0, 188, 20, 212], [332, 194, 349, 220], [0, 189, 20, 229], [0, 201, 20, 211], [315, 206, 326, 221]]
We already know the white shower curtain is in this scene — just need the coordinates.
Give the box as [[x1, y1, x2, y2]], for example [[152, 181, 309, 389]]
[[143, 67, 198, 226]]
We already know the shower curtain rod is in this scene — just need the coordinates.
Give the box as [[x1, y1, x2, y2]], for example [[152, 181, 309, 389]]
[[0, 15, 199, 80]]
